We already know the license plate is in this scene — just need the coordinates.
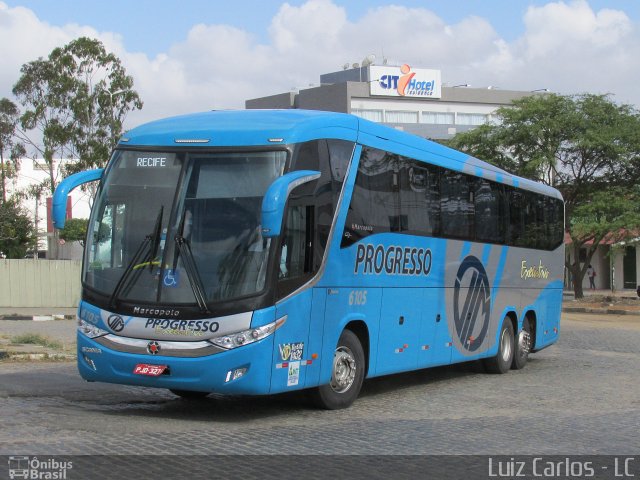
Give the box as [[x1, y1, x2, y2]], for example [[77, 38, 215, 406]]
[[133, 364, 167, 376]]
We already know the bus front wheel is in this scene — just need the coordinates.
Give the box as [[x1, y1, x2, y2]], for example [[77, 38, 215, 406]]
[[483, 318, 514, 374], [310, 329, 365, 410]]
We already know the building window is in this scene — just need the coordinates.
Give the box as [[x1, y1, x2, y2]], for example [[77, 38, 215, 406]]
[[385, 110, 418, 124], [422, 111, 455, 125], [456, 113, 488, 126], [351, 109, 383, 122]]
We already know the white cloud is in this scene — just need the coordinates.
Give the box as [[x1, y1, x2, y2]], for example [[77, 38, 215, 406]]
[[0, 0, 639, 133]]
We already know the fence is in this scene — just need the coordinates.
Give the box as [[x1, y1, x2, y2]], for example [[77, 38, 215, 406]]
[[0, 260, 82, 307]]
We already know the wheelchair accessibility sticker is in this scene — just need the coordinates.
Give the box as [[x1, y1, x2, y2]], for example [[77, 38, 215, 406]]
[[163, 269, 180, 288]]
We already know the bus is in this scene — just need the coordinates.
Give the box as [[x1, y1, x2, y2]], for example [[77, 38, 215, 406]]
[[53, 109, 564, 409]]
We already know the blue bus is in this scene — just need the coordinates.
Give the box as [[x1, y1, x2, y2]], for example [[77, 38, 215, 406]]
[[53, 109, 564, 409]]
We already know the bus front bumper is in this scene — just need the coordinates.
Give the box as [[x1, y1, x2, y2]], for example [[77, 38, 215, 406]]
[[77, 332, 274, 395]]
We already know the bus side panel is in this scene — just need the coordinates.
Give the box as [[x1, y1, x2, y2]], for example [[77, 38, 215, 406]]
[[376, 288, 421, 375], [321, 287, 382, 383], [447, 242, 508, 365], [418, 287, 451, 368], [529, 281, 564, 350], [303, 287, 328, 389], [270, 289, 314, 394]]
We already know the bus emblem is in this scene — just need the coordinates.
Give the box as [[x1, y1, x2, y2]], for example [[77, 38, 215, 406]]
[[147, 341, 161, 355], [453, 256, 491, 352], [107, 314, 125, 332]]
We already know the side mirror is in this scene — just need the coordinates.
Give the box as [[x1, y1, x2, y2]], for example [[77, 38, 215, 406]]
[[261, 170, 320, 238], [52, 169, 104, 229]]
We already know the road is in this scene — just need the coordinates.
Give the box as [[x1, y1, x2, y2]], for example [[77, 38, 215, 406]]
[[0, 313, 638, 458]]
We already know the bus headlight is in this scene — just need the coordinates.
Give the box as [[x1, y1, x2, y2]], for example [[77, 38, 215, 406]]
[[210, 315, 286, 350], [77, 318, 109, 339]]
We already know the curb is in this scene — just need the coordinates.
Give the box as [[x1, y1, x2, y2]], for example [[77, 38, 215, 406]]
[[0, 314, 75, 321], [562, 307, 638, 315], [0, 349, 75, 361]]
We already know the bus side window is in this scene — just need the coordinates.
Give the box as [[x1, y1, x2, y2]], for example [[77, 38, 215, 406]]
[[399, 160, 441, 237], [341, 146, 400, 247], [440, 171, 473, 239], [507, 189, 525, 246], [474, 178, 503, 244]]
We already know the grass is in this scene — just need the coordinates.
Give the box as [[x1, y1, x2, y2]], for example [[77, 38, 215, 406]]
[[10, 333, 63, 350]]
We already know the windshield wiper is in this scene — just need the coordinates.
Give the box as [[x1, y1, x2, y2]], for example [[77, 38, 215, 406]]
[[174, 234, 210, 314], [169, 206, 210, 314], [108, 207, 164, 309]]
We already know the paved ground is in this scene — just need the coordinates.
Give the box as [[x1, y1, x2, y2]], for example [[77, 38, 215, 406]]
[[0, 312, 638, 458]]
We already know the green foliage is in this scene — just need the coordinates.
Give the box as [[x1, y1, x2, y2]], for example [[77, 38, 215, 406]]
[[0, 199, 35, 258], [450, 93, 640, 297], [12, 36, 143, 194], [59, 218, 89, 244], [10, 333, 63, 350], [0, 98, 25, 203]]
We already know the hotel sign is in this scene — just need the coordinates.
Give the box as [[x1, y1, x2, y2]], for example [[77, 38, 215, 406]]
[[369, 64, 442, 99]]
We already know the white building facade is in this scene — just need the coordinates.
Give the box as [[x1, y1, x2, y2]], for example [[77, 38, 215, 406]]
[[7, 158, 92, 259]]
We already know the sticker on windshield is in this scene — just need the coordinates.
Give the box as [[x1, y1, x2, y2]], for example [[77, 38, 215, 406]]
[[163, 269, 180, 288]]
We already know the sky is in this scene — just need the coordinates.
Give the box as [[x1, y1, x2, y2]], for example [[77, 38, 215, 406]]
[[1, 0, 639, 128]]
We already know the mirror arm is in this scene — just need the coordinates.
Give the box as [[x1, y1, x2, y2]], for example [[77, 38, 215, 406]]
[[52, 169, 104, 229], [261, 170, 320, 238]]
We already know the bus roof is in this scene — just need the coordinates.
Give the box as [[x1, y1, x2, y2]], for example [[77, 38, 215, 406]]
[[120, 109, 562, 200]]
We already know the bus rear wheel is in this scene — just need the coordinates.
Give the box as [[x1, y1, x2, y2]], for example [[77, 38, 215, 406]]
[[310, 329, 365, 410], [483, 318, 514, 374], [170, 389, 210, 400], [511, 317, 532, 370]]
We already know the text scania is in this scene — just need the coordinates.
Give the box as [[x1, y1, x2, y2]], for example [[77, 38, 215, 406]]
[[144, 318, 220, 333], [355, 244, 432, 276]]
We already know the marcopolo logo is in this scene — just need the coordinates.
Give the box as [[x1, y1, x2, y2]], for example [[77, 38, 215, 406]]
[[453, 256, 491, 352], [107, 314, 125, 333]]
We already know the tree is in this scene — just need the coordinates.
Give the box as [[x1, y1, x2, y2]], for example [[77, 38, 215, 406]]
[[12, 36, 143, 196], [0, 98, 26, 203], [59, 218, 89, 246], [449, 93, 640, 299], [52, 37, 144, 175], [0, 200, 35, 258]]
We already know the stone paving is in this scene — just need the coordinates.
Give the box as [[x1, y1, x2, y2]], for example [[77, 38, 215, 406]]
[[0, 314, 638, 457]]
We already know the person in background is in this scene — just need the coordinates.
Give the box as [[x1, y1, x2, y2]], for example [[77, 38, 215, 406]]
[[586, 264, 596, 290]]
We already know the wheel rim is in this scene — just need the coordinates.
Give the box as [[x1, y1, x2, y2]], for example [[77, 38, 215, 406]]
[[517, 328, 531, 360], [500, 328, 513, 363], [330, 346, 357, 393]]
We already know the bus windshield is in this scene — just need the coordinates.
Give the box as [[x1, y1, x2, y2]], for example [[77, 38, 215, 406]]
[[84, 149, 287, 307]]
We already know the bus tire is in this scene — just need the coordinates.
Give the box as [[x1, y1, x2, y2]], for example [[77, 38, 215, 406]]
[[511, 317, 532, 370], [310, 329, 365, 410], [483, 318, 514, 374], [170, 389, 210, 399]]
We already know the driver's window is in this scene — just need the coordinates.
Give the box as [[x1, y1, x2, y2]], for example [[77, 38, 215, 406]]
[[277, 204, 314, 298]]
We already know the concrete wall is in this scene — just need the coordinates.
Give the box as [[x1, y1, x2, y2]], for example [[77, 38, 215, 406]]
[[0, 260, 82, 307]]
